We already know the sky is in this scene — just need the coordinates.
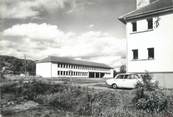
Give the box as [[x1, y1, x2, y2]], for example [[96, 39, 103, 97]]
[[0, 0, 136, 68]]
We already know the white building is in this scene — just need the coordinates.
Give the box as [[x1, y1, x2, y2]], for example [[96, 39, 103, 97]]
[[36, 56, 113, 78], [119, 0, 173, 88]]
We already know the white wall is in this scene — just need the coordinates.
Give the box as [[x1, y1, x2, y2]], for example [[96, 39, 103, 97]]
[[36, 62, 52, 77], [126, 13, 173, 73], [51, 63, 58, 77], [36, 62, 112, 78], [153, 73, 173, 88]]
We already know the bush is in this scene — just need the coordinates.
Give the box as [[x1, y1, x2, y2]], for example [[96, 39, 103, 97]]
[[141, 72, 159, 91], [34, 86, 127, 116], [133, 72, 168, 113], [91, 91, 122, 116], [47, 86, 94, 115], [135, 90, 168, 112]]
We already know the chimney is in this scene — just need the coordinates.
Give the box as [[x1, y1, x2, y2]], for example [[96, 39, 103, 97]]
[[136, 0, 157, 9]]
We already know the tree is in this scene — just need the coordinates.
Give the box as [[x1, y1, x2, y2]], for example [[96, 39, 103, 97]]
[[0, 62, 12, 79], [0, 55, 36, 75], [120, 65, 126, 73], [0, 67, 6, 79], [113, 70, 117, 77]]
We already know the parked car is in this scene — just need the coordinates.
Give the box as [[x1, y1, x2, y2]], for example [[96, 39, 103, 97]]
[[105, 73, 143, 89]]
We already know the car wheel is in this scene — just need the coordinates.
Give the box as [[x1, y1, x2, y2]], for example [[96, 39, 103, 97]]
[[112, 84, 117, 89]]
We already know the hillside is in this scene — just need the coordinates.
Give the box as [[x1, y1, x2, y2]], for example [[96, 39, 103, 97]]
[[0, 55, 36, 75]]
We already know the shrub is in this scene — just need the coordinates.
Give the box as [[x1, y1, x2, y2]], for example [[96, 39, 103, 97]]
[[141, 72, 159, 91], [133, 72, 168, 113], [135, 90, 168, 112], [92, 91, 122, 116], [47, 86, 93, 115], [34, 86, 128, 116]]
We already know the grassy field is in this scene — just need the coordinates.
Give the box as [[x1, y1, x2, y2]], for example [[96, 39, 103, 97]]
[[1, 76, 173, 117]]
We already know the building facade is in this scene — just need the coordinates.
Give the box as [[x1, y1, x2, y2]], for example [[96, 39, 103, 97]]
[[119, 0, 173, 88], [36, 56, 113, 78]]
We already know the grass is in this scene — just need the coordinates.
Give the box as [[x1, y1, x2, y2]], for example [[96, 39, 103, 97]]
[[1, 77, 173, 117], [2, 106, 68, 117]]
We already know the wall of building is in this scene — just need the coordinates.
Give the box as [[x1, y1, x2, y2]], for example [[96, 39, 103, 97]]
[[126, 13, 173, 73], [36, 62, 52, 78], [36, 62, 112, 78], [52, 63, 58, 77], [152, 72, 173, 89], [55, 63, 112, 78], [55, 63, 89, 78]]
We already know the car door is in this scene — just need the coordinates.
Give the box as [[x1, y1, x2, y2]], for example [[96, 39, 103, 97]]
[[115, 74, 124, 87], [126, 74, 140, 88], [121, 75, 131, 88]]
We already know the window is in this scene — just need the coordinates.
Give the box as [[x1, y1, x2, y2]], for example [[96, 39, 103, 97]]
[[116, 75, 124, 79], [132, 49, 138, 60], [147, 18, 153, 29], [132, 22, 137, 32], [131, 74, 140, 79], [64, 71, 66, 75], [148, 48, 154, 59], [124, 75, 129, 79], [57, 71, 60, 75]]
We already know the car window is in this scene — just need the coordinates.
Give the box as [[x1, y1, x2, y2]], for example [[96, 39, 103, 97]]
[[130, 75, 135, 79], [128, 75, 134, 79], [116, 74, 141, 79], [128, 75, 133, 79], [131, 74, 140, 79], [116, 75, 124, 79], [124, 75, 131, 79]]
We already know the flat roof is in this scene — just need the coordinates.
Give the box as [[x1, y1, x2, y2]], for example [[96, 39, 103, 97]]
[[37, 56, 113, 69], [119, 0, 173, 23]]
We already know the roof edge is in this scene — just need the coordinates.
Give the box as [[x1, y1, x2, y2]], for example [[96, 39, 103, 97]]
[[37, 56, 113, 69], [118, 4, 173, 23], [127, 6, 173, 21]]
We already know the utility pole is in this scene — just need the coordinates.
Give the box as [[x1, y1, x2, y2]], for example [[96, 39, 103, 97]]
[[24, 54, 27, 78]]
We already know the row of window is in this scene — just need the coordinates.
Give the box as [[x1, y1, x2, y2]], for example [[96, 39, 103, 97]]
[[132, 18, 153, 32], [132, 48, 154, 60], [57, 63, 106, 71], [57, 71, 88, 76], [117, 74, 140, 79]]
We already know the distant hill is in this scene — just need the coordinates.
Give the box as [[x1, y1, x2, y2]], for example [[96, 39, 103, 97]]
[[0, 55, 36, 75]]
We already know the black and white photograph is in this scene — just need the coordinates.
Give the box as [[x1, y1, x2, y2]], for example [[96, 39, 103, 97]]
[[0, 0, 173, 116]]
